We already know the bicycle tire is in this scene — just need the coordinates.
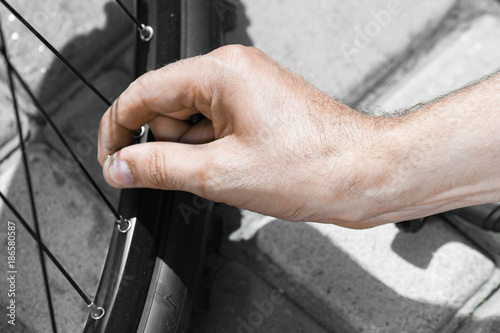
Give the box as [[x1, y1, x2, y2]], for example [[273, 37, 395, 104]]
[[83, 0, 234, 332]]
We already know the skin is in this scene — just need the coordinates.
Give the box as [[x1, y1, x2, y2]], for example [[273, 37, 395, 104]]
[[98, 45, 500, 229]]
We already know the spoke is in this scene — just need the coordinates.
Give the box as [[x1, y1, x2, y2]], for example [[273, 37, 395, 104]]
[[0, 20, 57, 333], [0, 191, 93, 307], [115, 0, 143, 27], [114, 0, 154, 42], [0, 0, 111, 107], [3, 56, 121, 221], [0, 0, 121, 220]]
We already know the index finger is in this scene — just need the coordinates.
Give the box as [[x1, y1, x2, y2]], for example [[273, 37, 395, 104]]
[[97, 56, 214, 165]]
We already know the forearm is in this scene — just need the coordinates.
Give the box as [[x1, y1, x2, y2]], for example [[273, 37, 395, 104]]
[[371, 72, 500, 223]]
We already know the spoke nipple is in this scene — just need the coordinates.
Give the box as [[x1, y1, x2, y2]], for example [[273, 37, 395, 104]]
[[138, 24, 154, 42], [116, 216, 132, 233], [89, 302, 105, 320]]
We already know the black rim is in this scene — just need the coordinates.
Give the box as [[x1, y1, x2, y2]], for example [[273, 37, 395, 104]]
[[84, 0, 226, 331]]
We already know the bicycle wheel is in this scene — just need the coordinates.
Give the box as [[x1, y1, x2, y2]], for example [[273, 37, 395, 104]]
[[0, 0, 234, 331], [84, 0, 234, 332]]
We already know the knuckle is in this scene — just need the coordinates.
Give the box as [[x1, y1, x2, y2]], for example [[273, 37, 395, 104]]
[[205, 45, 265, 95], [215, 44, 248, 58], [130, 72, 161, 109], [194, 162, 221, 200], [130, 74, 149, 94], [211, 45, 261, 68], [145, 150, 169, 188]]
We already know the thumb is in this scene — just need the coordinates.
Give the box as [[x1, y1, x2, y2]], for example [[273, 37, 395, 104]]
[[103, 141, 208, 194]]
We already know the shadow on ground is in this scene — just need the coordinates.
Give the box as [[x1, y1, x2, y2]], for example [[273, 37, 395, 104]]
[[192, 215, 500, 333]]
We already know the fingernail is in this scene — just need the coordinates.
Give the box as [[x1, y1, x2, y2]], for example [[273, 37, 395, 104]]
[[109, 158, 134, 186]]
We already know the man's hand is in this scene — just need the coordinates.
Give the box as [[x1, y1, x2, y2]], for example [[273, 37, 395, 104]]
[[98, 45, 500, 228]]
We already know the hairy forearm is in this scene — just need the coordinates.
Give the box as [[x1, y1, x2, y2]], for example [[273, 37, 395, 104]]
[[368, 72, 500, 223]]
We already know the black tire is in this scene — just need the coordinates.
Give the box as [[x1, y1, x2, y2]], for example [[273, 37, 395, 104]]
[[84, 1, 235, 332]]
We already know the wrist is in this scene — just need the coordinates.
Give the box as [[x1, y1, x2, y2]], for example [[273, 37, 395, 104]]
[[370, 94, 500, 222]]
